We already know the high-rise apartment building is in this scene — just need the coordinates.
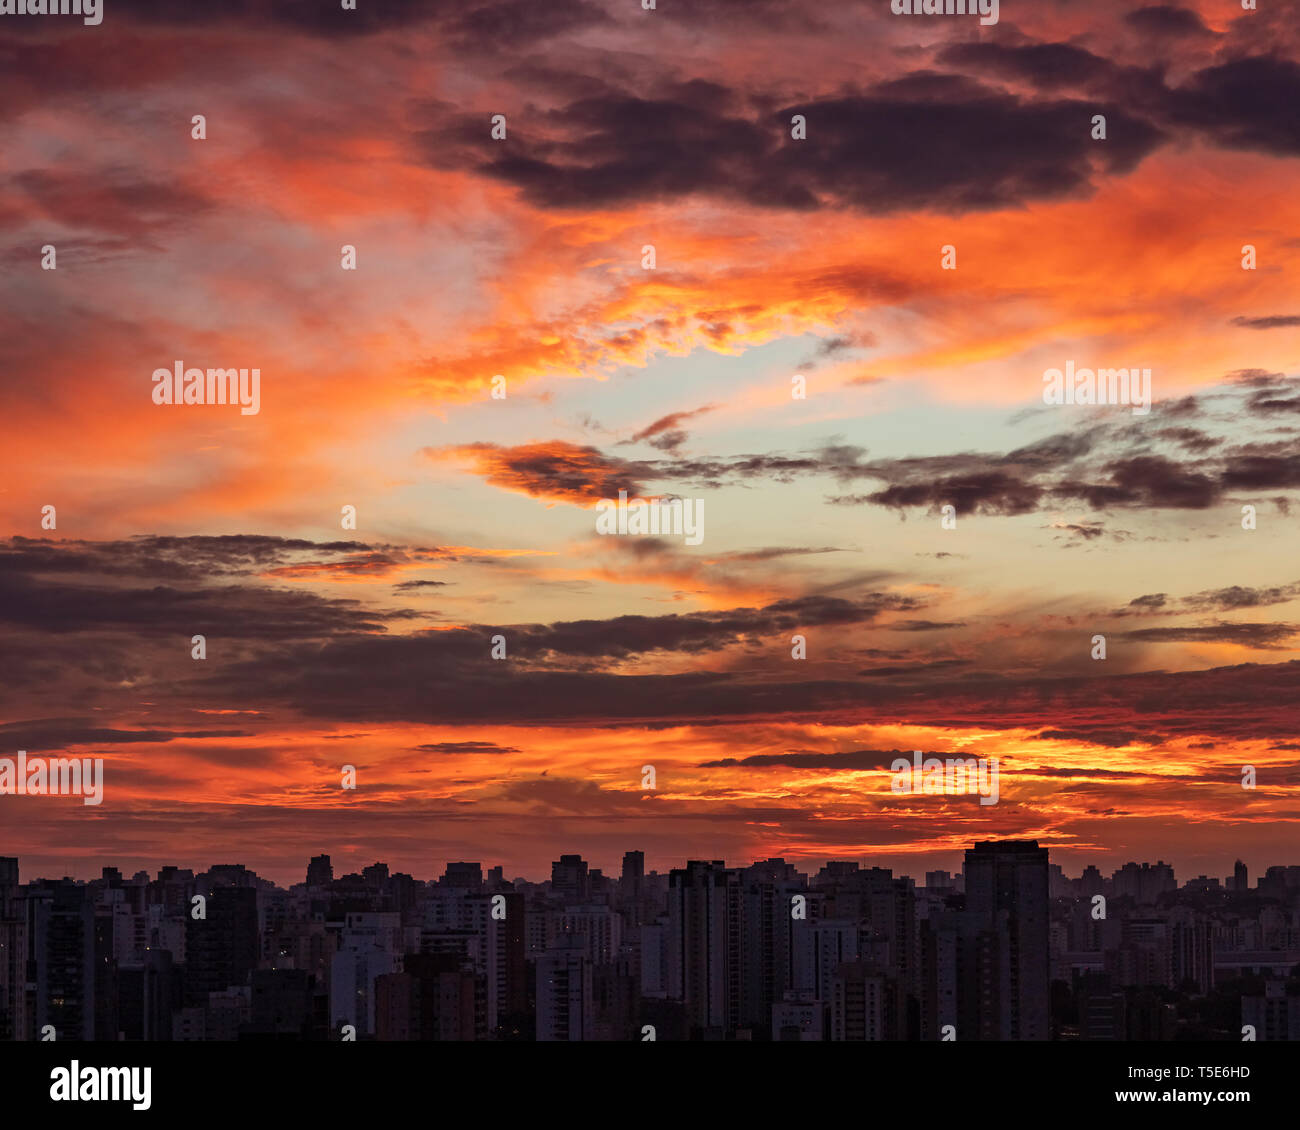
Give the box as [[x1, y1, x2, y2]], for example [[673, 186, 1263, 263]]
[[963, 840, 1050, 1040]]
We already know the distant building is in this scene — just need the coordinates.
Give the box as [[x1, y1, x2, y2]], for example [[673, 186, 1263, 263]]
[[442, 862, 483, 891], [551, 855, 590, 903], [1113, 861, 1176, 903], [306, 854, 333, 888]]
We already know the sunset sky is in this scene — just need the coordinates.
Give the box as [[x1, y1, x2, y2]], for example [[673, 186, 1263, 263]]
[[1, 0, 1298, 887]]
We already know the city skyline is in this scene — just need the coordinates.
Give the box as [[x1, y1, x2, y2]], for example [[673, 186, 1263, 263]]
[[4, 847, 1295, 893], [5, 840, 1298, 1044]]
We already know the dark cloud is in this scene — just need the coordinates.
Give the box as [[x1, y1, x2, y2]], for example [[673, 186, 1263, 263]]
[[83, 0, 610, 42], [1231, 315, 1300, 329], [1128, 593, 1168, 611], [1124, 6, 1214, 37], [503, 593, 926, 659], [698, 749, 927, 771], [620, 405, 718, 455], [0, 571, 404, 638], [413, 741, 522, 755], [1230, 369, 1289, 387], [1226, 371, 1300, 415], [1181, 583, 1300, 611], [933, 40, 1300, 169], [427, 441, 649, 504], [0, 537, 417, 638], [1220, 449, 1300, 490], [715, 546, 845, 563], [418, 75, 1164, 215], [2, 533, 1297, 748], [858, 659, 969, 678], [1031, 767, 1157, 779], [1120, 622, 1297, 649], [834, 471, 1046, 516], [481, 379, 1300, 520], [0, 535, 453, 581], [1167, 56, 1300, 157], [1153, 427, 1218, 452], [817, 334, 870, 356], [937, 42, 1115, 88], [1054, 455, 1220, 510], [0, 720, 251, 752], [432, 0, 612, 49], [662, 0, 834, 30]]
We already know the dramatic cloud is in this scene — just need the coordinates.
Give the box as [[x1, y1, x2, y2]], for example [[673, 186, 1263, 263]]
[[1120, 622, 1297, 649], [1167, 56, 1300, 157], [423, 75, 1165, 214], [426, 442, 649, 505], [3, 2, 1297, 882], [1231, 315, 1300, 329], [620, 405, 718, 454], [1124, 6, 1214, 38]]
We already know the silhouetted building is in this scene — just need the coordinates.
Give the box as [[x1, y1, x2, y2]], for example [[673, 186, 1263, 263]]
[[185, 886, 258, 1006], [1113, 861, 1176, 903], [964, 840, 1050, 1040], [118, 949, 176, 1041], [306, 855, 333, 888], [739, 859, 807, 1030], [1233, 860, 1249, 893], [622, 851, 644, 896], [0, 858, 25, 1040], [551, 855, 590, 903], [0, 846, 1292, 1045], [443, 862, 483, 891], [667, 861, 742, 1036], [26, 880, 96, 1040]]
